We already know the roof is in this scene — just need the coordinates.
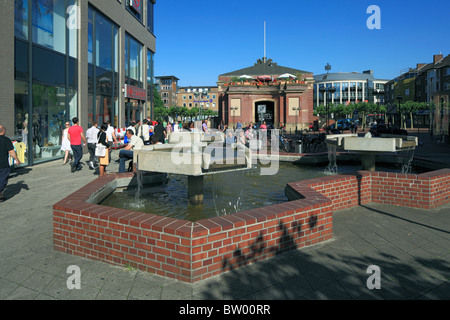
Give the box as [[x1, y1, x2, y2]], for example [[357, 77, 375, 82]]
[[220, 58, 311, 77], [155, 75, 180, 80], [313, 72, 378, 82], [435, 54, 450, 68], [417, 54, 450, 73]]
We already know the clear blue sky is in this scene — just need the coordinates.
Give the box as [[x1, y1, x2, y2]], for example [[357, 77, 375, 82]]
[[154, 0, 450, 87]]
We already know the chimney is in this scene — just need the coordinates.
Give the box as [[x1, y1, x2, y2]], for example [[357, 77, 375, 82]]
[[433, 54, 444, 64], [416, 63, 426, 70]]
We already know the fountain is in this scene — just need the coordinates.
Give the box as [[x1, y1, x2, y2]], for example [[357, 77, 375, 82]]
[[133, 123, 252, 205], [52, 124, 450, 284], [325, 132, 418, 171]]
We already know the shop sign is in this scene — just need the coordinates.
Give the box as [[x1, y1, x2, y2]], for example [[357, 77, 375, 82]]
[[129, 0, 142, 14], [125, 84, 146, 101]]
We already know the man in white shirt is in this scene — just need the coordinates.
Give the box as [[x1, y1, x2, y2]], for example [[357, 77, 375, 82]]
[[105, 121, 117, 163], [138, 119, 151, 145], [85, 121, 99, 170], [173, 121, 180, 132], [118, 129, 144, 173]]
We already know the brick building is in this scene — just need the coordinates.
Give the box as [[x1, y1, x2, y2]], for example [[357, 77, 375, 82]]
[[386, 53, 450, 140], [155, 75, 179, 108], [177, 86, 219, 113], [426, 54, 450, 141], [217, 58, 315, 131]]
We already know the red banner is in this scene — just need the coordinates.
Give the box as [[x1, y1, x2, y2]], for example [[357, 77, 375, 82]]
[[130, 0, 141, 14], [125, 84, 146, 101]]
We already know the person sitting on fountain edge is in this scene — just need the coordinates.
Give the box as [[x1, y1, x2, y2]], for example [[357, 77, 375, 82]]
[[118, 129, 144, 173]]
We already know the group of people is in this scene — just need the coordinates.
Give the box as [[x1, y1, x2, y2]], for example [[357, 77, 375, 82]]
[[0, 117, 212, 202], [61, 117, 164, 176], [60, 118, 119, 176], [224, 121, 269, 149]]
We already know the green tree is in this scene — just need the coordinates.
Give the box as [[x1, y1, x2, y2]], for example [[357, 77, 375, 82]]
[[153, 87, 164, 109], [334, 104, 351, 120], [313, 105, 327, 117], [399, 101, 428, 129], [354, 102, 370, 130], [154, 106, 168, 122], [188, 107, 199, 120]]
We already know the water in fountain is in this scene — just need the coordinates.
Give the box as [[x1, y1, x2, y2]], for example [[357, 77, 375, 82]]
[[135, 157, 143, 203], [211, 169, 245, 216], [101, 163, 329, 221], [399, 146, 416, 174], [324, 143, 339, 175]]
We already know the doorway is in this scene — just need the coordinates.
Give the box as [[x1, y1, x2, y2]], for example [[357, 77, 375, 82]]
[[125, 99, 142, 127], [255, 101, 275, 126]]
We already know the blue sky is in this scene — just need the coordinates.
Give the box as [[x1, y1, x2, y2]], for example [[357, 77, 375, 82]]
[[154, 0, 450, 87]]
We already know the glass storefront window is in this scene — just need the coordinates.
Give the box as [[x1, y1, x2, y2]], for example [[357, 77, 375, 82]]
[[68, 0, 78, 58], [33, 45, 65, 86], [88, 7, 93, 64], [147, 49, 154, 117], [14, 81, 29, 143], [32, 83, 66, 163], [15, 0, 29, 40], [96, 14, 113, 71], [32, 0, 66, 55], [15, 40, 29, 81], [88, 7, 119, 127], [14, 0, 79, 166], [127, 34, 143, 88]]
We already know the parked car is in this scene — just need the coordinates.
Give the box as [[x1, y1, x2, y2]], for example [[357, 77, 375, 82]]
[[330, 119, 358, 131], [369, 124, 407, 136]]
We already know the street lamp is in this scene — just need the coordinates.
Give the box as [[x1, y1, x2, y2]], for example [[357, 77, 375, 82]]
[[396, 95, 402, 127], [230, 106, 238, 130], [292, 107, 300, 134], [319, 86, 336, 133], [194, 88, 209, 120], [373, 88, 385, 121]]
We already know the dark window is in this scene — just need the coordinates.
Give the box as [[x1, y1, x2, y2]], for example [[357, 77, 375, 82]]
[[32, 45, 65, 86], [68, 57, 78, 89], [147, 0, 154, 34], [15, 39, 29, 81]]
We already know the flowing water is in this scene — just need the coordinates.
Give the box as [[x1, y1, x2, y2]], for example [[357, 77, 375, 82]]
[[100, 162, 422, 222]]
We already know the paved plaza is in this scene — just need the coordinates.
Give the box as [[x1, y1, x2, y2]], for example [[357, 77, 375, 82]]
[[0, 131, 449, 300]]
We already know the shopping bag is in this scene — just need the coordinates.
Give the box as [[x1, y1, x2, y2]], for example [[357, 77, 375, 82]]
[[95, 144, 106, 157]]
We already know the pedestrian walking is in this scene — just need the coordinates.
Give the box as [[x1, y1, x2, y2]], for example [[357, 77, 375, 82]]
[[86, 121, 99, 170], [106, 121, 117, 162], [154, 121, 166, 144], [97, 123, 110, 177], [138, 119, 151, 145], [0, 125, 21, 202], [60, 121, 72, 165], [67, 117, 87, 173]]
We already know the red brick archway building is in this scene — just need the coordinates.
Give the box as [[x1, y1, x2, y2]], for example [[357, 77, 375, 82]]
[[218, 58, 315, 131]]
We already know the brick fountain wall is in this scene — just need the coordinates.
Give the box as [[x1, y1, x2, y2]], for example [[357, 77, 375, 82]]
[[53, 169, 450, 283]]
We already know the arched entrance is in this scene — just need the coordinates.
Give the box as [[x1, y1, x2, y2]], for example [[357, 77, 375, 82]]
[[255, 101, 275, 126]]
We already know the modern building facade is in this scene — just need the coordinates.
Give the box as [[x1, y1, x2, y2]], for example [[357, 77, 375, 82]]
[[218, 58, 315, 131], [2, 0, 156, 166], [313, 70, 388, 108], [155, 75, 179, 108]]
